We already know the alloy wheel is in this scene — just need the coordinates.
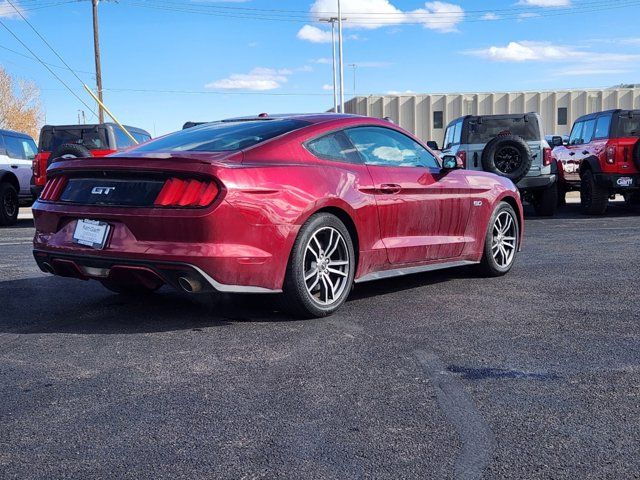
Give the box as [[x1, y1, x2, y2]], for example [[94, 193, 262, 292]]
[[491, 211, 517, 268], [303, 226, 350, 306], [494, 146, 522, 174]]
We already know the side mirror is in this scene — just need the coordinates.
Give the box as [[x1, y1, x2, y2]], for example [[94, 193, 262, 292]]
[[551, 136, 564, 147], [426, 140, 439, 151], [441, 154, 462, 170]]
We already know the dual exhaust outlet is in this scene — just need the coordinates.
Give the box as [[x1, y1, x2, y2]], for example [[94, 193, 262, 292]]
[[41, 260, 203, 294]]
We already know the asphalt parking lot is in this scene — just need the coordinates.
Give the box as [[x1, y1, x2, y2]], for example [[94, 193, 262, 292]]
[[1, 199, 639, 480]]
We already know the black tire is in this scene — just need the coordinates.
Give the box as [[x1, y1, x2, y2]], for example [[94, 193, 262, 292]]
[[283, 213, 355, 318], [633, 139, 640, 171], [532, 182, 558, 216], [0, 182, 19, 226], [623, 192, 640, 206], [476, 202, 519, 277], [100, 279, 160, 295], [580, 170, 608, 215], [557, 187, 567, 207], [48, 143, 92, 166], [481, 135, 533, 183]]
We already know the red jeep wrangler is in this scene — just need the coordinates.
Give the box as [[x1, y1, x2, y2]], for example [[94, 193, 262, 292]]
[[552, 109, 640, 214], [32, 123, 151, 198]]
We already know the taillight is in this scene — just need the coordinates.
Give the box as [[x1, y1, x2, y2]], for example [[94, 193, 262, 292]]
[[606, 145, 616, 164], [154, 178, 219, 207], [40, 175, 67, 201], [456, 150, 467, 168], [543, 147, 552, 167]]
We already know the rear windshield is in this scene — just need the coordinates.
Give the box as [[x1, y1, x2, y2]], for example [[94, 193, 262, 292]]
[[39, 127, 108, 151], [616, 113, 640, 137], [465, 116, 540, 144], [131, 119, 309, 153]]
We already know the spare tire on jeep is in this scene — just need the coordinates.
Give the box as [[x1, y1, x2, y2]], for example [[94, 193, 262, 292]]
[[481, 135, 533, 183], [48, 143, 92, 166]]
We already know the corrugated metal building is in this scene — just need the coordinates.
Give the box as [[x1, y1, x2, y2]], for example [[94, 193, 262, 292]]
[[343, 86, 640, 145]]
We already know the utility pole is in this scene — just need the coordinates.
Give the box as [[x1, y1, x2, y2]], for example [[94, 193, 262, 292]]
[[319, 17, 338, 112], [91, 0, 104, 123], [337, 0, 345, 113]]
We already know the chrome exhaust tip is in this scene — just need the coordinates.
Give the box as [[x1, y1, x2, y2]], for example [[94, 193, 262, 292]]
[[178, 276, 202, 293], [41, 262, 55, 274]]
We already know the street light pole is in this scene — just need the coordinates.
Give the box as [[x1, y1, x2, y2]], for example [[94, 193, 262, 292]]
[[337, 0, 345, 113], [348, 63, 357, 96], [319, 17, 339, 113]]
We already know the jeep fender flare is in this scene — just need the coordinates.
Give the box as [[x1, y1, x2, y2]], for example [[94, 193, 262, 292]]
[[0, 170, 20, 191], [578, 155, 601, 176]]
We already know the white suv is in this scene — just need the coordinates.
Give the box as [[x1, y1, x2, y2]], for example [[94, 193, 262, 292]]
[[0, 128, 38, 225]]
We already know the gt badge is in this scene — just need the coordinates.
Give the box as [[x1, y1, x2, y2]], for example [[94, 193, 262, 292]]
[[91, 186, 116, 195]]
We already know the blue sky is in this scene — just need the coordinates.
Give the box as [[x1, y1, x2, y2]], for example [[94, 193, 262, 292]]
[[0, 0, 638, 136]]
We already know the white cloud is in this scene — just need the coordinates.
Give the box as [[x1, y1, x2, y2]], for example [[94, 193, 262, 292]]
[[481, 12, 500, 20], [517, 12, 540, 20], [517, 0, 571, 6], [387, 90, 414, 95], [206, 67, 291, 91], [322, 84, 334, 91], [0, 0, 23, 18], [313, 57, 332, 64], [467, 41, 572, 62], [297, 0, 464, 41], [297, 25, 333, 43]]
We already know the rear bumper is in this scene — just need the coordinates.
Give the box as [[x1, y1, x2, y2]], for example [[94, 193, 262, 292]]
[[33, 250, 281, 294], [516, 174, 556, 191], [593, 173, 640, 190]]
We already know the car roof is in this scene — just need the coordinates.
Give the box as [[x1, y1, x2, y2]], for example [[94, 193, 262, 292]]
[[575, 109, 640, 123], [40, 123, 150, 135], [0, 128, 34, 139]]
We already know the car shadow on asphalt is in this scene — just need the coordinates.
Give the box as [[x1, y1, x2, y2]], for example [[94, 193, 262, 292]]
[[0, 266, 479, 334], [523, 200, 640, 220], [8, 218, 35, 229]]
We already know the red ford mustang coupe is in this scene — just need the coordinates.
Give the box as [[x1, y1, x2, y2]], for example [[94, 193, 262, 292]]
[[32, 114, 523, 317]]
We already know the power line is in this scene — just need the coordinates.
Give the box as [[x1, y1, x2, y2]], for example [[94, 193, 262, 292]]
[[0, 18, 97, 118], [0, 43, 95, 76], [5, 0, 88, 86]]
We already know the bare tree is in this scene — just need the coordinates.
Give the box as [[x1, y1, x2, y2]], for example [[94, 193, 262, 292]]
[[0, 66, 42, 139]]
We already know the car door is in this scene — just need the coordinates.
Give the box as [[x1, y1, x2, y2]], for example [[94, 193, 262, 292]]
[[3, 134, 35, 195], [559, 121, 584, 184], [344, 125, 472, 265]]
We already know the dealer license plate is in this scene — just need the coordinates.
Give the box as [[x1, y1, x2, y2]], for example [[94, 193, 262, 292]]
[[72, 219, 110, 249]]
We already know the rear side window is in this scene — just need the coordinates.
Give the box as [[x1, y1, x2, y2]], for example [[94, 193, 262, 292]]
[[581, 119, 596, 144], [39, 128, 108, 151], [3, 135, 36, 160], [345, 126, 439, 168], [306, 131, 361, 163], [569, 122, 583, 145], [132, 120, 309, 153], [616, 113, 640, 137], [443, 120, 462, 149], [594, 115, 611, 139], [466, 116, 540, 143]]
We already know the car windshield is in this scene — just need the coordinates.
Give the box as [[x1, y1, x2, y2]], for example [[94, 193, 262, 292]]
[[132, 119, 309, 153], [617, 114, 640, 137], [466, 116, 540, 143]]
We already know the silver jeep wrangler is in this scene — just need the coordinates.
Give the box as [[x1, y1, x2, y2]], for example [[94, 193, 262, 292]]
[[431, 113, 557, 216]]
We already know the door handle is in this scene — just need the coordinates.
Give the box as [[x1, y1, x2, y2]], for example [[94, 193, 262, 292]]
[[568, 152, 575, 156], [10, 164, 18, 169], [379, 183, 401, 194]]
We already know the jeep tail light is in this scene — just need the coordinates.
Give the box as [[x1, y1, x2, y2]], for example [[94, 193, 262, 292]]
[[606, 145, 616, 164], [154, 178, 219, 207], [456, 150, 467, 168], [543, 147, 552, 166], [40, 175, 67, 201]]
